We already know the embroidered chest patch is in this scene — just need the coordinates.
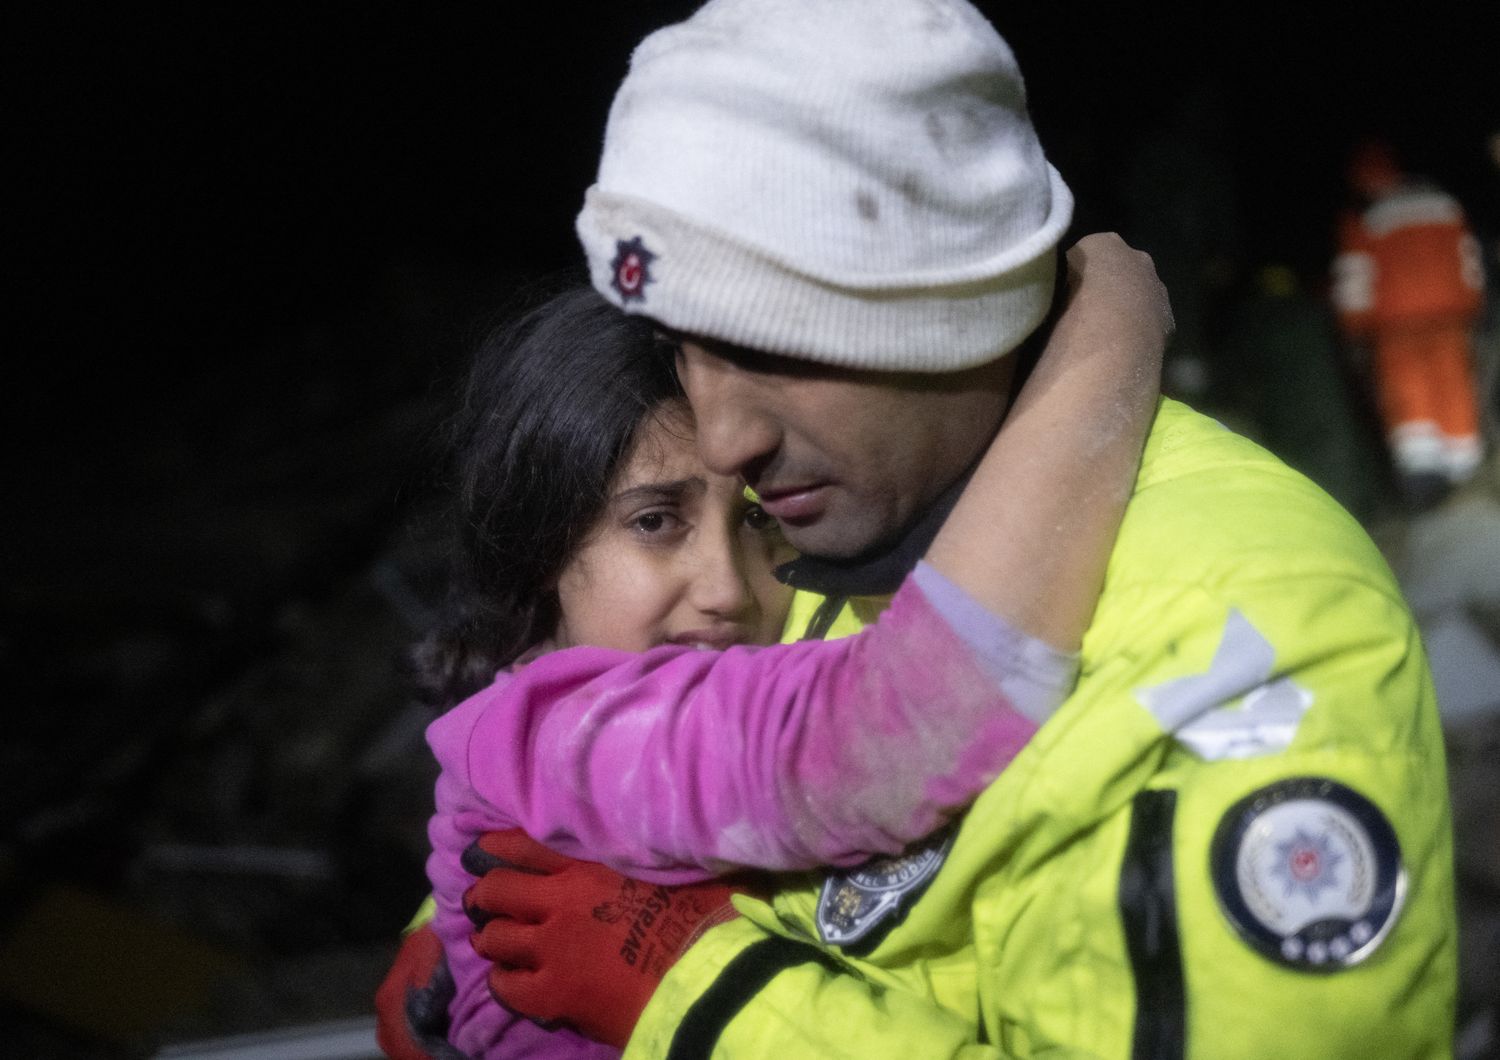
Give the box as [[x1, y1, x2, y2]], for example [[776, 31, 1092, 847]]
[[816, 829, 954, 951], [609, 236, 656, 303], [1210, 777, 1405, 971]]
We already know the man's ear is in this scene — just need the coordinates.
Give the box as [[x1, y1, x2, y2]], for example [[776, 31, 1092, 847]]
[[652, 327, 685, 367]]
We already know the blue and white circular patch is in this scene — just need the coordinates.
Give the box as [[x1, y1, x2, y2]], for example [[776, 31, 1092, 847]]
[[1210, 777, 1404, 971]]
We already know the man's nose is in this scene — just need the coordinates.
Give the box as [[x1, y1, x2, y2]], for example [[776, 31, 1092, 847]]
[[687, 530, 754, 620], [678, 346, 781, 479]]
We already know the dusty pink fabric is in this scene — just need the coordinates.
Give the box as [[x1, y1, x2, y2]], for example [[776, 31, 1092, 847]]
[[428, 573, 1046, 1057]]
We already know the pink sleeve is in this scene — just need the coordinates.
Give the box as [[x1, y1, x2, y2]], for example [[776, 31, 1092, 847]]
[[426, 573, 1046, 885], [426, 726, 622, 1060]]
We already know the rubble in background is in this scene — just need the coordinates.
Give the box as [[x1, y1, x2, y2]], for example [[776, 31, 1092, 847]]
[[0, 263, 513, 1056]]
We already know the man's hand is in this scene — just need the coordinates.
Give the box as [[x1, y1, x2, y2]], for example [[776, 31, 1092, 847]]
[[462, 830, 746, 1049], [374, 922, 463, 1060]]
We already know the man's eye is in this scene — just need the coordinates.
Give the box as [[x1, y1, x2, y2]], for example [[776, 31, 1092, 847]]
[[743, 504, 779, 532]]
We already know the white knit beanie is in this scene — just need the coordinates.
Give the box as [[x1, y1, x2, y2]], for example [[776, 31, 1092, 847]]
[[577, 0, 1073, 371]]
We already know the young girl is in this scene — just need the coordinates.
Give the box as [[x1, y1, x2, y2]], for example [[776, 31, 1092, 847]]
[[422, 256, 1163, 1056], [411, 286, 791, 713], [411, 287, 796, 1059]]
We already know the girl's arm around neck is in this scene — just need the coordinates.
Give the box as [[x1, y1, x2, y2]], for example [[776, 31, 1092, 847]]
[[925, 233, 1170, 651]]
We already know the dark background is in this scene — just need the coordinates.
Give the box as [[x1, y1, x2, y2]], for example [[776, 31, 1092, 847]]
[[13, 2, 1496, 408], [3, 2, 1496, 1056], [10, 3, 1497, 458]]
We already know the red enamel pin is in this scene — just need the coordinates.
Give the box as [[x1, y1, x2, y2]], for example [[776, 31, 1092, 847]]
[[610, 236, 656, 303]]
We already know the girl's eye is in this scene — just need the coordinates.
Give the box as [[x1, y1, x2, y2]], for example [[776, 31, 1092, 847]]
[[631, 510, 680, 535]]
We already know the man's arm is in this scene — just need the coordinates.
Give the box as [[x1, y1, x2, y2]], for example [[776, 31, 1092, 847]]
[[1331, 212, 1377, 338], [471, 845, 1025, 1059], [625, 918, 1012, 1060]]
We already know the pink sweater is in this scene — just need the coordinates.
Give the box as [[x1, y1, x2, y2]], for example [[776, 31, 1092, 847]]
[[427, 564, 1073, 1058]]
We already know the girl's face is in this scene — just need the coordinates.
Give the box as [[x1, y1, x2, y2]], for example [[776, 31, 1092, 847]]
[[554, 404, 795, 653]]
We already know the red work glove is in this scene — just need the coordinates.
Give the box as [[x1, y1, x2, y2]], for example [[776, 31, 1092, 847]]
[[374, 922, 464, 1060], [462, 830, 749, 1049]]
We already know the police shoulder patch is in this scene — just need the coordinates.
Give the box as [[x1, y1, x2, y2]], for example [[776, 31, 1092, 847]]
[[1210, 777, 1405, 971]]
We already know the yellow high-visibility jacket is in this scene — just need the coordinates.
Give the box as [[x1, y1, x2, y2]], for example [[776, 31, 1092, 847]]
[[627, 399, 1457, 1059]]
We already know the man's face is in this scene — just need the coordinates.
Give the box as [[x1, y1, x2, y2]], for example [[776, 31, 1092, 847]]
[[676, 339, 1014, 559]]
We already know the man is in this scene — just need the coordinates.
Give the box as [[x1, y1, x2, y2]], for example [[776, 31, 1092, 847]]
[[382, 1, 1456, 1056], [1332, 139, 1486, 509]]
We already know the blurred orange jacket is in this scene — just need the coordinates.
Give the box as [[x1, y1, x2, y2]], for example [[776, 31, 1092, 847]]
[[1332, 183, 1484, 336]]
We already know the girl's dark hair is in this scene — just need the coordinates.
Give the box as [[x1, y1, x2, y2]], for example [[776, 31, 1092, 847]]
[[413, 285, 681, 707]]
